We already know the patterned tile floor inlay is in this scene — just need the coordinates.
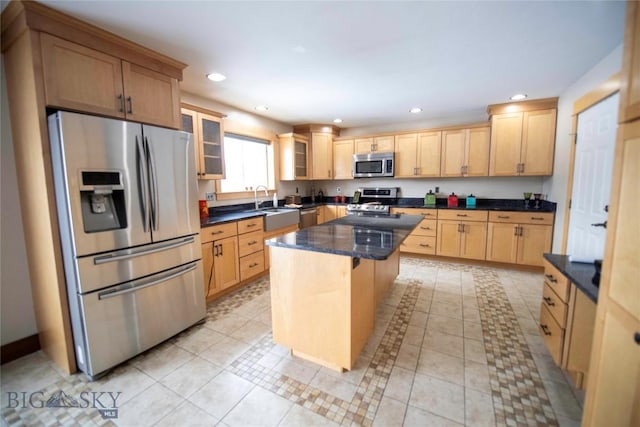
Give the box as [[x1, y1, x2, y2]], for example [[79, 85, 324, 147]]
[[2, 257, 584, 426]]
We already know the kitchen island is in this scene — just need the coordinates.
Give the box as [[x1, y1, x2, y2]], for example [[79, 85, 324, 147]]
[[266, 214, 421, 371]]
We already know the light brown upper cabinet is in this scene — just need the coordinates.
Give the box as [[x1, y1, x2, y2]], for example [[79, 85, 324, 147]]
[[181, 105, 225, 179], [279, 133, 309, 180], [488, 98, 558, 176], [41, 33, 181, 129], [395, 132, 441, 177], [619, 0, 640, 122], [333, 139, 354, 179], [311, 133, 333, 180], [354, 136, 394, 153], [441, 127, 490, 177]]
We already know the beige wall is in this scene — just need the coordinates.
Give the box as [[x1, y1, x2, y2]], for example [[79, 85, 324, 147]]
[[1, 57, 38, 345], [544, 44, 623, 252]]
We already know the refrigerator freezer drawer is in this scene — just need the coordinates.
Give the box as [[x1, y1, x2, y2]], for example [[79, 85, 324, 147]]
[[76, 261, 205, 378], [76, 234, 202, 294]]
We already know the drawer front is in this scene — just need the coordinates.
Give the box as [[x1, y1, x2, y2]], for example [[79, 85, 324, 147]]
[[238, 230, 264, 257], [542, 283, 568, 327], [437, 209, 488, 222], [400, 235, 437, 255], [413, 219, 437, 236], [543, 260, 570, 303], [390, 208, 437, 218], [539, 303, 565, 366], [237, 217, 264, 234], [200, 222, 237, 243], [489, 211, 554, 225], [240, 251, 265, 281]]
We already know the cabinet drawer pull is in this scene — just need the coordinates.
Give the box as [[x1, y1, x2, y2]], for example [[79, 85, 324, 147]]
[[456, 214, 468, 217], [498, 215, 510, 219], [419, 243, 431, 247], [211, 230, 224, 235], [420, 226, 431, 230], [540, 324, 552, 336], [544, 274, 557, 283], [531, 217, 545, 221], [117, 94, 124, 112], [248, 241, 258, 245], [249, 262, 259, 268], [543, 296, 555, 306], [246, 223, 257, 228]]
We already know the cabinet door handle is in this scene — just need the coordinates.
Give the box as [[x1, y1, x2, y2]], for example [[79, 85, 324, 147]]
[[514, 226, 519, 236], [521, 163, 525, 173], [544, 274, 557, 283], [634, 332, 640, 345], [519, 226, 523, 236], [213, 244, 219, 257], [540, 324, 552, 336], [117, 94, 124, 112], [460, 166, 464, 175], [219, 244, 223, 256], [126, 96, 133, 114], [543, 296, 555, 306]]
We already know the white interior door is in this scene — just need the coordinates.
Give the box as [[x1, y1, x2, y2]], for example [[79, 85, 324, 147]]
[[567, 92, 618, 262]]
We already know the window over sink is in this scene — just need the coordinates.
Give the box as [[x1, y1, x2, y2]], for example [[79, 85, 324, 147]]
[[217, 133, 275, 196]]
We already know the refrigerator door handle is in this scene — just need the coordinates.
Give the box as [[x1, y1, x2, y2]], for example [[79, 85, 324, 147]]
[[136, 135, 150, 232], [98, 262, 198, 300], [93, 236, 196, 265], [145, 136, 160, 231]]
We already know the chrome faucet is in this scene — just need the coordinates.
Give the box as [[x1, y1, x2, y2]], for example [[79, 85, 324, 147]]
[[254, 185, 269, 210]]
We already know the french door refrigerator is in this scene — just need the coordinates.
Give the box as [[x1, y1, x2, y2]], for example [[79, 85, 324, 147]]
[[48, 111, 205, 379]]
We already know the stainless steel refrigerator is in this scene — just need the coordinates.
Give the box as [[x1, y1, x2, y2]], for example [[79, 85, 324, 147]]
[[48, 111, 205, 379]]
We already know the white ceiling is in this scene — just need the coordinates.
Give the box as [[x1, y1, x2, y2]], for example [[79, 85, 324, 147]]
[[35, 1, 626, 128]]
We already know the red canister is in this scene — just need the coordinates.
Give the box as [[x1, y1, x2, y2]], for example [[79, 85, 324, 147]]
[[447, 192, 458, 208], [199, 200, 208, 219]]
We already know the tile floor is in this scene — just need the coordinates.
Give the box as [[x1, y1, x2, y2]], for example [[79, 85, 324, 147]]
[[1, 257, 585, 426]]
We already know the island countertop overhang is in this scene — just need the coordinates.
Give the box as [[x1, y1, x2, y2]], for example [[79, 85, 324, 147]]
[[265, 214, 423, 260]]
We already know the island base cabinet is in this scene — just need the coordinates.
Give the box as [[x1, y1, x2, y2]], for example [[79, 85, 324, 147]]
[[269, 246, 375, 371]]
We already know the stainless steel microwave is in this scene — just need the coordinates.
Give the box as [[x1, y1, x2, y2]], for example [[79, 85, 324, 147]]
[[353, 152, 394, 178]]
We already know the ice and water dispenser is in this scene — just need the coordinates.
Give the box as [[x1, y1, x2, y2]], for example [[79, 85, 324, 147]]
[[79, 171, 127, 233]]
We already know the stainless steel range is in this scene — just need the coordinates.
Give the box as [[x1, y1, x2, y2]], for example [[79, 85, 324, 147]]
[[347, 187, 399, 215]]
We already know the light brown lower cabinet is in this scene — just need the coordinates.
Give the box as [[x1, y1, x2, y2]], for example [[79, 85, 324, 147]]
[[539, 259, 596, 389], [436, 210, 488, 260], [486, 212, 553, 266]]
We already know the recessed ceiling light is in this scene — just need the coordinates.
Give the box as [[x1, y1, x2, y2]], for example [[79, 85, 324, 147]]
[[255, 105, 269, 112], [510, 93, 528, 101], [333, 118, 343, 124], [206, 73, 226, 82], [409, 107, 422, 114]]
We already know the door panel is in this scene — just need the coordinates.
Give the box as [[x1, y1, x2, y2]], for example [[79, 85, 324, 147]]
[[80, 261, 205, 377], [143, 124, 199, 242], [567, 93, 618, 262], [517, 224, 552, 266], [394, 133, 418, 177], [436, 221, 460, 257], [489, 112, 522, 176], [460, 222, 487, 260], [441, 130, 465, 177], [215, 236, 240, 290], [486, 222, 518, 263], [417, 131, 441, 177], [50, 112, 150, 257], [466, 127, 490, 176], [521, 109, 557, 175]]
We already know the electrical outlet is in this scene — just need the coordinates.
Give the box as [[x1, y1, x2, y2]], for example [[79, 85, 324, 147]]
[[336, 186, 341, 194], [435, 186, 440, 193], [205, 192, 214, 201]]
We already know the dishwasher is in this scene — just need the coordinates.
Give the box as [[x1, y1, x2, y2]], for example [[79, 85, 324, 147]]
[[300, 207, 317, 229]]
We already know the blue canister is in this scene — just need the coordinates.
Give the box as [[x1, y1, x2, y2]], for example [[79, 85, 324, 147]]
[[466, 194, 476, 208]]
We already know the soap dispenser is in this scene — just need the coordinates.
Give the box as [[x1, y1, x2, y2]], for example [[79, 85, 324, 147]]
[[273, 193, 278, 207], [466, 193, 476, 208], [424, 190, 436, 206], [447, 192, 458, 208]]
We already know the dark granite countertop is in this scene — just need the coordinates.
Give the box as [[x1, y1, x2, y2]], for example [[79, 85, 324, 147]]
[[265, 214, 422, 260], [200, 210, 266, 227], [543, 254, 599, 303], [395, 198, 556, 212]]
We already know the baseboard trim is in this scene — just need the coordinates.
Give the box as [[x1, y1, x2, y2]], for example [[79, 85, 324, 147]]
[[1, 334, 40, 364]]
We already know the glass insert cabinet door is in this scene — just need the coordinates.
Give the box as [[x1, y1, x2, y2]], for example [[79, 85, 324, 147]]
[[181, 107, 225, 180], [294, 140, 307, 178]]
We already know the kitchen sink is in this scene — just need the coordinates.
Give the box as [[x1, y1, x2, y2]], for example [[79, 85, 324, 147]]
[[255, 208, 300, 231]]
